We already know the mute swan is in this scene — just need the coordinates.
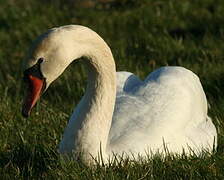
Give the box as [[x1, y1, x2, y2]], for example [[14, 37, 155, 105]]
[[22, 25, 217, 163]]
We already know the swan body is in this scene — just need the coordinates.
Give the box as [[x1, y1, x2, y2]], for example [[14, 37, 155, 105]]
[[22, 25, 217, 163]]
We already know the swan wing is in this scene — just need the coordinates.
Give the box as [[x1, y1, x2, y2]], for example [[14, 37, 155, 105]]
[[109, 67, 217, 154], [116, 71, 142, 94]]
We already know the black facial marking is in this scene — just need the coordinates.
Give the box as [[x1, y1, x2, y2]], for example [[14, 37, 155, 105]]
[[37, 57, 44, 64], [23, 58, 45, 81]]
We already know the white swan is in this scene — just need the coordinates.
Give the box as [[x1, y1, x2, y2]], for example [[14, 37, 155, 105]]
[[22, 25, 217, 163]]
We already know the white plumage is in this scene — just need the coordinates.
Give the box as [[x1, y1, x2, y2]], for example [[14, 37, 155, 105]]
[[110, 68, 217, 155], [23, 25, 217, 163]]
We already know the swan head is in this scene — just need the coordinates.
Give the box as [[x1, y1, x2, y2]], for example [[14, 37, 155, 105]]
[[21, 25, 113, 118], [22, 25, 88, 117]]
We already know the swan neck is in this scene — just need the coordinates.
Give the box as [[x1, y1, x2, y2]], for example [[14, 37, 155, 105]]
[[60, 42, 116, 162], [82, 54, 116, 160]]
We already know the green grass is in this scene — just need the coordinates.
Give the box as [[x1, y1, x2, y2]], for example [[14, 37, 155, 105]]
[[0, 0, 224, 179]]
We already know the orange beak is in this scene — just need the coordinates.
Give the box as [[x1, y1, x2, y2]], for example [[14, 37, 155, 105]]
[[22, 75, 44, 118]]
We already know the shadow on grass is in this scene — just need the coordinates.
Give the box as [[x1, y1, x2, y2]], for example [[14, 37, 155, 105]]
[[0, 143, 58, 178]]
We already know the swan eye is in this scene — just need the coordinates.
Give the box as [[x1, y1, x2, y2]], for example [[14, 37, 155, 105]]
[[23, 58, 45, 81], [37, 57, 44, 64]]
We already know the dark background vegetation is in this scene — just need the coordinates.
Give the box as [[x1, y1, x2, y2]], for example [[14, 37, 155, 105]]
[[0, 0, 224, 179]]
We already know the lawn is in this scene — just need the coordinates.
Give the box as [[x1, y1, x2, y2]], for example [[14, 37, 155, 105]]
[[0, 0, 224, 179]]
